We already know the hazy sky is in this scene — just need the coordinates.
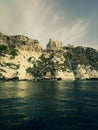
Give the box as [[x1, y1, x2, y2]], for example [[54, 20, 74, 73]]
[[0, 0, 98, 49]]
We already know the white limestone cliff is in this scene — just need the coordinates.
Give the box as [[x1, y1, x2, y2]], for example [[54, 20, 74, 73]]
[[0, 33, 98, 81], [75, 65, 98, 80], [56, 70, 75, 80]]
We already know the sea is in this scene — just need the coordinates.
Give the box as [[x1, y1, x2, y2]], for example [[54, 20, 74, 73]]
[[0, 80, 98, 130]]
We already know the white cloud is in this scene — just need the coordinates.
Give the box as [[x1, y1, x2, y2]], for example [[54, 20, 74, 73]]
[[0, 0, 97, 49], [47, 18, 90, 46]]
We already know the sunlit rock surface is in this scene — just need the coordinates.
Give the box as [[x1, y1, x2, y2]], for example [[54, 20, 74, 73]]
[[46, 38, 63, 50], [0, 32, 98, 80]]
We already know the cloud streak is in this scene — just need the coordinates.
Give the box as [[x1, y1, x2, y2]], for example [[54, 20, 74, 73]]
[[0, 0, 98, 49]]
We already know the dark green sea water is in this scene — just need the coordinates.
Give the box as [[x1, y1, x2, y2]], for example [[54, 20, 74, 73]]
[[0, 80, 98, 130]]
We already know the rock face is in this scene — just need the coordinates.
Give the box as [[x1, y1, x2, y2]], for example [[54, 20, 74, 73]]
[[0, 32, 43, 52], [0, 32, 98, 81], [46, 38, 63, 50], [0, 32, 43, 80]]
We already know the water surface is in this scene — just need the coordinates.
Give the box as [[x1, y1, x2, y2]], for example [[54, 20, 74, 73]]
[[0, 80, 98, 130]]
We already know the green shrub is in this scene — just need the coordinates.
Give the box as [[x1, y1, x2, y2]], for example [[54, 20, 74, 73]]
[[0, 45, 7, 51], [10, 49, 18, 57]]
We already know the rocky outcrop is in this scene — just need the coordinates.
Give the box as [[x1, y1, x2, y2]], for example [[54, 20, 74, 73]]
[[56, 70, 75, 80], [75, 65, 98, 80], [0, 32, 43, 80], [46, 38, 63, 50], [0, 32, 98, 81], [0, 32, 43, 53]]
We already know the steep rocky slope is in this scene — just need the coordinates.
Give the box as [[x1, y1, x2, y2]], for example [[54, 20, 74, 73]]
[[0, 32, 43, 80], [0, 32, 98, 80]]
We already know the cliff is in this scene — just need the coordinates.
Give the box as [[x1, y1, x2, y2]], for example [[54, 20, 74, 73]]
[[0, 32, 43, 80], [46, 38, 63, 50], [0, 32, 98, 80]]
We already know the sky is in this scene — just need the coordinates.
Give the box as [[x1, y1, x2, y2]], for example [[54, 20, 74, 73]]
[[0, 0, 98, 49]]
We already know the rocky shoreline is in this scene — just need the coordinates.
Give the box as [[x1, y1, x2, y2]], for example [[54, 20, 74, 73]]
[[0, 32, 98, 81], [0, 76, 98, 82]]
